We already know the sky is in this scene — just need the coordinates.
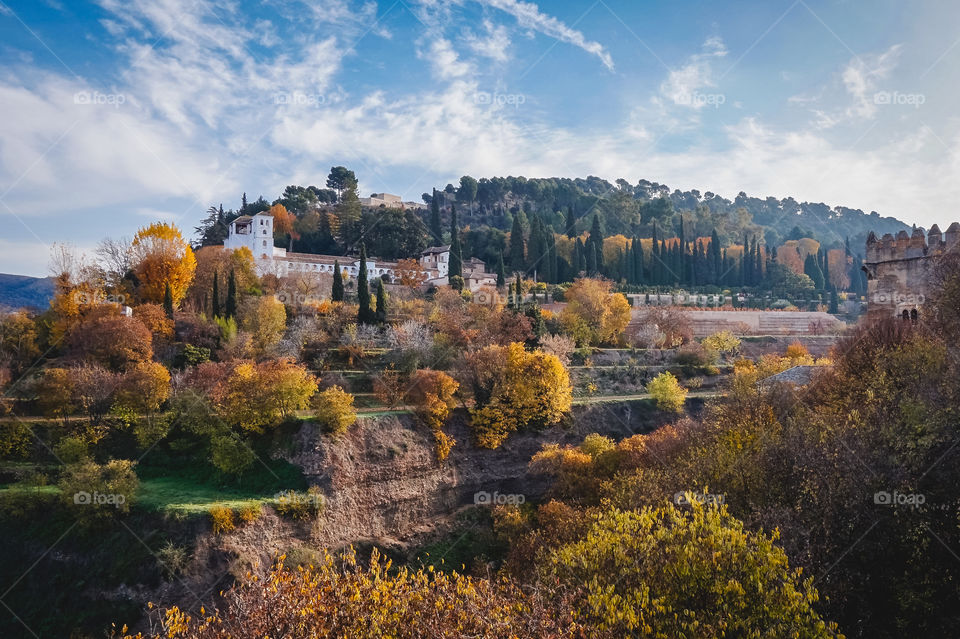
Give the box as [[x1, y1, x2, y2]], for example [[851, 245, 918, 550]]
[[1, 0, 960, 276]]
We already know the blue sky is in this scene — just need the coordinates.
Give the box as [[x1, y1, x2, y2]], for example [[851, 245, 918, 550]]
[[1, 0, 959, 275]]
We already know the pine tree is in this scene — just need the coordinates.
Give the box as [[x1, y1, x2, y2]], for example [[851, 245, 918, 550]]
[[509, 214, 525, 272], [332, 260, 344, 301], [565, 206, 576, 239], [226, 269, 237, 319], [496, 251, 506, 288], [163, 282, 174, 319], [212, 270, 221, 318], [375, 279, 388, 323], [449, 204, 463, 282], [429, 188, 443, 244], [357, 244, 375, 324]]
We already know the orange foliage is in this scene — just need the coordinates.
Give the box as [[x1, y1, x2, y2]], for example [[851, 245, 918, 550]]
[[131, 222, 196, 305]]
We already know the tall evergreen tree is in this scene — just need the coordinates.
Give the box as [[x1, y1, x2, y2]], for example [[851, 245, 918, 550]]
[[496, 251, 506, 288], [565, 206, 576, 239], [514, 273, 523, 306], [449, 204, 463, 282], [332, 260, 344, 302], [163, 282, 174, 319], [357, 244, 375, 324], [804, 253, 825, 289], [375, 279, 388, 323], [589, 214, 604, 274], [429, 188, 443, 244], [226, 269, 237, 319], [821, 248, 831, 290], [509, 214, 525, 272], [212, 270, 220, 318]]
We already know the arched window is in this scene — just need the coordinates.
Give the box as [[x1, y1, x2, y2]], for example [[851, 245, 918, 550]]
[[911, 308, 918, 324], [902, 309, 910, 322]]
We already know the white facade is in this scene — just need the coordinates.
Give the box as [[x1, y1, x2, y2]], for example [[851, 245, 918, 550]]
[[221, 222, 490, 291]]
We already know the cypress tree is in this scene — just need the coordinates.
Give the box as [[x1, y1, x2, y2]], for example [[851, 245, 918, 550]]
[[545, 232, 557, 284], [212, 270, 220, 318], [527, 216, 544, 277], [514, 273, 523, 306], [496, 251, 506, 288], [822, 249, 831, 290], [226, 269, 237, 319], [589, 214, 604, 274], [565, 206, 576, 238], [375, 278, 388, 323], [573, 240, 583, 275], [332, 260, 344, 301], [429, 188, 443, 244], [509, 213, 525, 272], [163, 282, 174, 319], [586, 240, 598, 275], [357, 244, 375, 324], [829, 286, 839, 313], [449, 204, 463, 282], [634, 237, 645, 284], [804, 253, 825, 289]]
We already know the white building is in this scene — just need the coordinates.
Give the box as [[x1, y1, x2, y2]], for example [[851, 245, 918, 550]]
[[219, 215, 494, 291]]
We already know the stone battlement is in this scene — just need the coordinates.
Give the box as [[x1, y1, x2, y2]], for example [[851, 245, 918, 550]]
[[863, 222, 959, 320], [864, 222, 960, 263]]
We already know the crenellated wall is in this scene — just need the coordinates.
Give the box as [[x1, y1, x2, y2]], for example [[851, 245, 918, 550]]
[[862, 222, 959, 320]]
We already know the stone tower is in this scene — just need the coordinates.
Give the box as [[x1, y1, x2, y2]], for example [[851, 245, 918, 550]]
[[862, 222, 960, 320]]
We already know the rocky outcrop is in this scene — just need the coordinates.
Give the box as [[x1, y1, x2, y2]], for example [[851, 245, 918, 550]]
[[289, 401, 667, 551]]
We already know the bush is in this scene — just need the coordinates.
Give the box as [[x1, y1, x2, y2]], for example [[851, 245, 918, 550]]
[[314, 386, 357, 434], [157, 541, 190, 579], [58, 458, 139, 523], [274, 486, 324, 520], [238, 502, 263, 523], [646, 371, 688, 413], [210, 505, 235, 534]]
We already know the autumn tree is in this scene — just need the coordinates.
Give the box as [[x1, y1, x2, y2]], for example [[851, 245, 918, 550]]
[[68, 309, 153, 370], [239, 295, 287, 356], [395, 257, 428, 289], [465, 343, 572, 448], [647, 371, 687, 413], [559, 278, 631, 346], [130, 222, 197, 305], [113, 360, 171, 413], [543, 502, 841, 638], [407, 369, 459, 460], [188, 246, 259, 313], [314, 385, 357, 434], [217, 359, 316, 432], [59, 458, 139, 523]]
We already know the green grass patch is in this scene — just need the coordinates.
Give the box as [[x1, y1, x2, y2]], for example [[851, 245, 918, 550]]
[[135, 476, 276, 514]]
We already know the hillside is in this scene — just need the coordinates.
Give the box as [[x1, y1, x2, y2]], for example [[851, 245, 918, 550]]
[[425, 175, 911, 253], [0, 273, 54, 312]]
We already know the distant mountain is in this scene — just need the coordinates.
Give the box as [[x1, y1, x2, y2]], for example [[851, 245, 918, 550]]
[[0, 273, 55, 312]]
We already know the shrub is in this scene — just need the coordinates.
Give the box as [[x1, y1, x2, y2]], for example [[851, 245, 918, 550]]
[[314, 386, 357, 434], [646, 371, 687, 413], [157, 541, 190, 579], [238, 502, 263, 523], [210, 505, 235, 534], [702, 330, 741, 354], [274, 486, 324, 520], [58, 458, 139, 522]]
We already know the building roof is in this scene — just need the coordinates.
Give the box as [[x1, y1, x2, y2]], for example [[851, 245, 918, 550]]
[[422, 245, 451, 254], [232, 215, 253, 225]]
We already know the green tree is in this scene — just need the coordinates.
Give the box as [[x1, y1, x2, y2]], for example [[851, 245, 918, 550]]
[[210, 432, 255, 479], [357, 244, 375, 324], [509, 214, 525, 272], [211, 270, 221, 318], [429, 187, 443, 244], [326, 166, 357, 202], [225, 269, 237, 319], [449, 204, 463, 284], [163, 281, 174, 319], [332, 260, 344, 302], [375, 279, 388, 323], [496, 251, 506, 289]]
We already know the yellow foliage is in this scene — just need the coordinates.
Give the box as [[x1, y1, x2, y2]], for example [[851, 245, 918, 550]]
[[314, 386, 357, 434], [131, 222, 197, 305], [209, 506, 235, 534], [560, 278, 632, 346], [646, 371, 688, 413], [469, 343, 572, 449]]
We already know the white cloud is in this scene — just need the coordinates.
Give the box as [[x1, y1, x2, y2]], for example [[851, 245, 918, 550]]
[[419, 38, 473, 80], [841, 44, 902, 120], [478, 0, 614, 70], [464, 19, 511, 62], [658, 36, 727, 110]]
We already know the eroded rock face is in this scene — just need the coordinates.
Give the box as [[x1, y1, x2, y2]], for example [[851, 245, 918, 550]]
[[288, 403, 663, 550]]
